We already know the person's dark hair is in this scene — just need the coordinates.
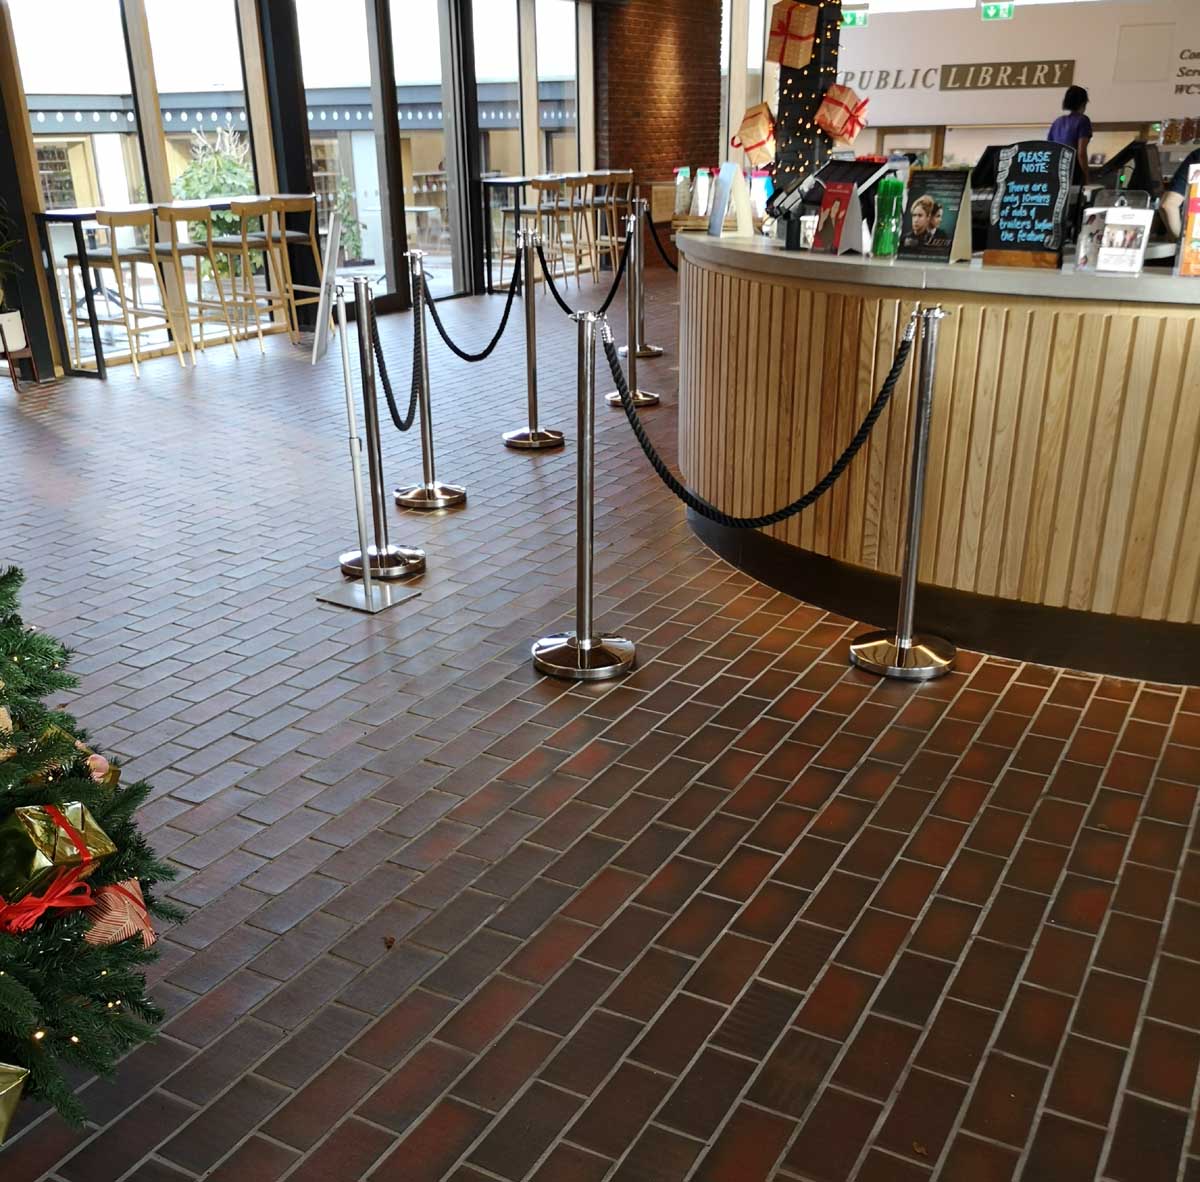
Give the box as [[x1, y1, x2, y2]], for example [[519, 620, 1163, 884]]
[[1063, 85, 1089, 113]]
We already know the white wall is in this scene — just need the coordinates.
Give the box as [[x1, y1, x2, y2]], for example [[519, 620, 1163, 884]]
[[837, 0, 1200, 125]]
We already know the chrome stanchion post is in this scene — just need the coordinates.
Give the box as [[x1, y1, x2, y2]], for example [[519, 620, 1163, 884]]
[[339, 278, 426, 581], [503, 230, 564, 451], [618, 198, 664, 361], [850, 306, 956, 680], [394, 249, 467, 509], [605, 210, 659, 408], [532, 312, 635, 681]]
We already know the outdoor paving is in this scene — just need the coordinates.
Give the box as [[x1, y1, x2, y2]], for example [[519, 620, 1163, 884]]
[[1, 265, 1198, 1182]]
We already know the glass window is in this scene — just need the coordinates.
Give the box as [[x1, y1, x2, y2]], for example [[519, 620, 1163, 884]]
[[145, 0, 256, 211], [536, 0, 578, 173], [475, 2, 522, 178], [295, 0, 391, 292], [391, 0, 466, 297], [10, 0, 147, 207], [11, 0, 151, 368], [746, 0, 766, 114]]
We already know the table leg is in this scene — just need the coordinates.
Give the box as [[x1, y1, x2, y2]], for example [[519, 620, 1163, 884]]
[[484, 186, 495, 295], [73, 222, 106, 379], [511, 183, 523, 296]]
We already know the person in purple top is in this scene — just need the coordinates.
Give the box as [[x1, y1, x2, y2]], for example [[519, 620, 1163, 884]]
[[1048, 85, 1093, 184]]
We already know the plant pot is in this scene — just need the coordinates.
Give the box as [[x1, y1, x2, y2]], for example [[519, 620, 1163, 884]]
[[0, 310, 26, 353]]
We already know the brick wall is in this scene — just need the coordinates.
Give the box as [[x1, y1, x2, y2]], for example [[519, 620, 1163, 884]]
[[594, 0, 723, 266]]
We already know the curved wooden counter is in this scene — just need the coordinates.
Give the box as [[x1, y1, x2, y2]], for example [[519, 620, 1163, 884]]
[[676, 235, 1200, 677]]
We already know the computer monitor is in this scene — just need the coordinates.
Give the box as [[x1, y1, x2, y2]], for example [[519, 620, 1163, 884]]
[[1092, 140, 1165, 199]]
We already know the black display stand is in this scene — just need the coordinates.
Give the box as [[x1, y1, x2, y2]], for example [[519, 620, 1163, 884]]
[[775, 1, 844, 189]]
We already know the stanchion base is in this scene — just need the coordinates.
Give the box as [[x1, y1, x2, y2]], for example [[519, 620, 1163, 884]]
[[618, 344, 665, 360], [503, 427, 565, 451], [605, 389, 660, 408], [532, 632, 636, 682], [394, 481, 467, 510], [339, 544, 426, 581], [849, 631, 956, 681], [317, 580, 420, 614]]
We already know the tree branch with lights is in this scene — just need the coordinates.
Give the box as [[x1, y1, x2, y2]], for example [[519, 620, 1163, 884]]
[[774, 0, 847, 184], [0, 567, 179, 1138]]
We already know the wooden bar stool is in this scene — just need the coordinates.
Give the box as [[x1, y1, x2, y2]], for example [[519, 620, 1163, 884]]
[[530, 177, 569, 284], [64, 222, 150, 370], [560, 175, 597, 284], [258, 194, 324, 331], [211, 198, 297, 352], [577, 174, 608, 281], [154, 204, 240, 360], [602, 170, 635, 270], [93, 207, 188, 376], [498, 182, 537, 286]]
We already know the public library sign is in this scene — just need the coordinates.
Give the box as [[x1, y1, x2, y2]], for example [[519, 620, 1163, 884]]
[[834, 0, 1200, 123], [838, 60, 1074, 93]]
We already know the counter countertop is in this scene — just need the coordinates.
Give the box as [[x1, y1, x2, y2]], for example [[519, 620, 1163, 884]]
[[676, 232, 1200, 308]]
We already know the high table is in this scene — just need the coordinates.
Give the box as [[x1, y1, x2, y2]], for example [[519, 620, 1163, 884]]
[[675, 233, 1200, 681], [481, 176, 532, 294]]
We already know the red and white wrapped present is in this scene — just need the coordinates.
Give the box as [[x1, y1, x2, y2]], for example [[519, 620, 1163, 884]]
[[766, 1, 819, 70], [815, 84, 870, 145], [85, 878, 157, 948], [731, 103, 776, 166]]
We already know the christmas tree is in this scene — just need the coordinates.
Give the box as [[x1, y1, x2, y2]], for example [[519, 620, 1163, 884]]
[[0, 567, 179, 1136]]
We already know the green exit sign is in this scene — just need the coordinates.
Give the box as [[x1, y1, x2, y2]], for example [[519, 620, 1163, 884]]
[[841, 9, 868, 28], [982, 2, 1015, 19]]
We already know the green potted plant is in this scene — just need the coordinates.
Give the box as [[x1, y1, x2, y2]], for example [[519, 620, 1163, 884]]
[[335, 175, 369, 265]]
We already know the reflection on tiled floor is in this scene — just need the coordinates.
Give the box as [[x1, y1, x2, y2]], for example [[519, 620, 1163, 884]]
[[2, 269, 1198, 1182]]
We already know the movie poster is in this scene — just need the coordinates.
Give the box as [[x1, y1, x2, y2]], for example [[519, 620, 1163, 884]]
[[898, 169, 971, 263]]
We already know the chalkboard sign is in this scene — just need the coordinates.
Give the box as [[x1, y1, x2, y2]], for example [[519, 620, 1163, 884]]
[[982, 140, 1075, 269]]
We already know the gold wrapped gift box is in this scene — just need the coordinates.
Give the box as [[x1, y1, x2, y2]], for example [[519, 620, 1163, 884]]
[[0, 1062, 29, 1144], [0, 803, 116, 904]]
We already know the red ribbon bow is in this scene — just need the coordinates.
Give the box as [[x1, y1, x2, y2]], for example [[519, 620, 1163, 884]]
[[0, 805, 97, 934], [732, 128, 775, 153], [0, 867, 95, 934]]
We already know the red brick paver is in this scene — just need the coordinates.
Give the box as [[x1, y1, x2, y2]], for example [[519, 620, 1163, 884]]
[[2, 272, 1198, 1181]]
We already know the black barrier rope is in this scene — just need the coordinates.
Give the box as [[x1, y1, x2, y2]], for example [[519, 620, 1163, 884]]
[[601, 320, 917, 530], [537, 229, 632, 320], [423, 250, 522, 364], [371, 300, 419, 433], [645, 213, 679, 273]]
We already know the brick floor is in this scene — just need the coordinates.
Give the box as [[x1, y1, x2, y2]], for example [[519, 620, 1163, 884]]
[[2, 270, 1199, 1182]]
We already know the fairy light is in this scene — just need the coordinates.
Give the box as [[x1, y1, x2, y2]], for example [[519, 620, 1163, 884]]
[[32, 1030, 45, 1041]]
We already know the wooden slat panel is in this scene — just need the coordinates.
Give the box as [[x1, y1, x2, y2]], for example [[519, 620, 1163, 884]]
[[1067, 316, 1132, 612], [845, 298, 883, 563], [933, 304, 982, 588], [1043, 313, 1107, 607], [1021, 312, 1080, 602], [998, 312, 1052, 600], [1161, 327, 1200, 622], [1092, 316, 1162, 615], [955, 305, 1006, 590], [976, 307, 1030, 597], [1118, 315, 1188, 618], [863, 299, 900, 570]]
